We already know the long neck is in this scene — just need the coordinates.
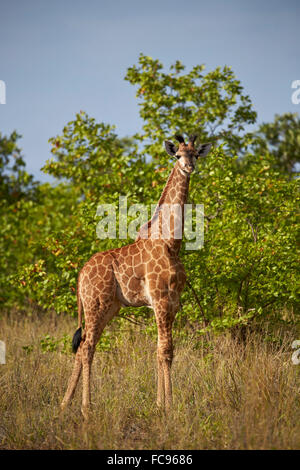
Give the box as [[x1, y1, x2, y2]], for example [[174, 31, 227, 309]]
[[136, 161, 190, 254]]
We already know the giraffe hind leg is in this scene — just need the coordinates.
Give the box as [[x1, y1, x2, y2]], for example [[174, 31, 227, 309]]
[[61, 346, 83, 411], [81, 299, 120, 419], [61, 323, 87, 410]]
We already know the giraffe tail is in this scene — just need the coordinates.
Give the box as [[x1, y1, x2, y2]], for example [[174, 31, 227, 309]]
[[72, 293, 84, 353]]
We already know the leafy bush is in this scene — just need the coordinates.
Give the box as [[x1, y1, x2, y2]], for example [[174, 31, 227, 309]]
[[1, 55, 299, 334]]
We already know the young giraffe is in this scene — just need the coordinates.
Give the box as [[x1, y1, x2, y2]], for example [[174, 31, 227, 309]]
[[61, 134, 211, 419]]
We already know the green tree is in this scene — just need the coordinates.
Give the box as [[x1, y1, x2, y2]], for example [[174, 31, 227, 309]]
[[125, 53, 257, 161], [0, 131, 37, 202], [181, 147, 299, 332], [7, 56, 300, 334], [248, 113, 300, 174], [0, 132, 79, 310]]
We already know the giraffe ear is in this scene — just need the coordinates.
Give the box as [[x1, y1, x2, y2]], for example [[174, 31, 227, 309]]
[[196, 143, 212, 159], [164, 140, 178, 156]]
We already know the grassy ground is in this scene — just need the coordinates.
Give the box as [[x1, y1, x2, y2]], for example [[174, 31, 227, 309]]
[[0, 311, 299, 450]]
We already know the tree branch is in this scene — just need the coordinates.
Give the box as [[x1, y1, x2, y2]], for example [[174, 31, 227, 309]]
[[186, 279, 209, 327], [118, 313, 146, 327], [246, 218, 258, 243]]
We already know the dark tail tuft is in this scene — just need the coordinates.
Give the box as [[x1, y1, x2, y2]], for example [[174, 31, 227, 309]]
[[72, 327, 82, 353]]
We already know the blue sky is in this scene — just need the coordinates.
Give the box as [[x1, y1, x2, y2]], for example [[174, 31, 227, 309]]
[[0, 0, 299, 181]]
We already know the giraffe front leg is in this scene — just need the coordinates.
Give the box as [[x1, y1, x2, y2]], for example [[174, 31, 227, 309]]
[[157, 354, 165, 408], [159, 339, 173, 412], [155, 307, 174, 413]]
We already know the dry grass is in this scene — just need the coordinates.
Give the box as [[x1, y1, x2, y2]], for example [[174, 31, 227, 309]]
[[0, 311, 299, 450]]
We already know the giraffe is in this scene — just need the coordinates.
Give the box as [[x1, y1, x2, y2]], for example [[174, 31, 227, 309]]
[[60, 134, 212, 419]]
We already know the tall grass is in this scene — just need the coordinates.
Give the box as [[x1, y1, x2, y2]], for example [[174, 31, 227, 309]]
[[0, 311, 299, 449]]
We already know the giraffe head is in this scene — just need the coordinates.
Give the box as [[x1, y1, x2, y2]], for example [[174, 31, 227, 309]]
[[164, 135, 212, 175]]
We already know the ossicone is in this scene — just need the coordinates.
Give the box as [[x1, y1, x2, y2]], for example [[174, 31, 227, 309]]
[[174, 134, 185, 144]]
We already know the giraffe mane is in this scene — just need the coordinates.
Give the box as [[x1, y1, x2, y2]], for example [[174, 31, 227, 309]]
[[136, 166, 177, 238]]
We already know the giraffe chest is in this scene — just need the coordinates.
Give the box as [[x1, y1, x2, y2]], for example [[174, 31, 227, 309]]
[[113, 251, 186, 309]]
